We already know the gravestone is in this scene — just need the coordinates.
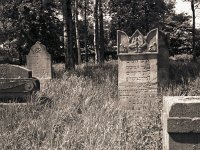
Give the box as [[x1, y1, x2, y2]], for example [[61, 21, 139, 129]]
[[26, 41, 52, 80], [118, 28, 169, 113], [163, 96, 200, 150], [117, 29, 169, 148], [0, 64, 40, 101]]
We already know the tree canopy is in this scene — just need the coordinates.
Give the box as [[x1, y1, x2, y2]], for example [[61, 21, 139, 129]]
[[0, 0, 199, 64]]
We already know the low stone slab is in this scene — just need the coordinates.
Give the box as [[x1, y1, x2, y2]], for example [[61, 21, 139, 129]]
[[0, 78, 40, 100], [0, 64, 40, 101], [163, 96, 200, 150], [168, 118, 200, 133], [0, 64, 32, 78], [169, 103, 200, 118]]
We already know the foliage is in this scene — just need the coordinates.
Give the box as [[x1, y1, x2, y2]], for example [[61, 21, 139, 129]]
[[108, 0, 174, 40], [163, 13, 192, 53], [0, 0, 199, 62], [183, 0, 200, 59], [0, 0, 63, 63]]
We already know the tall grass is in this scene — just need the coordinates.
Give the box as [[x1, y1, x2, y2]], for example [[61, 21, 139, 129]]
[[1, 58, 200, 150]]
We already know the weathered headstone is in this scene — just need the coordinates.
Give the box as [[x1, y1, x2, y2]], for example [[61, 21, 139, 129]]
[[0, 64, 40, 100], [118, 28, 169, 113], [117, 29, 169, 148], [26, 41, 52, 80], [163, 96, 200, 150]]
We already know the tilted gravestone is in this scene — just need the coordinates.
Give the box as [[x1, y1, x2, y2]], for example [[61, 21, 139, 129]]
[[118, 28, 169, 113], [27, 41, 52, 80], [0, 64, 40, 100], [163, 96, 200, 150]]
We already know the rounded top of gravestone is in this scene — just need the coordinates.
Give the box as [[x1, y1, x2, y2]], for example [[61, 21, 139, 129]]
[[28, 41, 50, 56]]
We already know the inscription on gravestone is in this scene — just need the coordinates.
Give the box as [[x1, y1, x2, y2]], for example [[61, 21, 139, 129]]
[[26, 41, 52, 79], [118, 28, 169, 115]]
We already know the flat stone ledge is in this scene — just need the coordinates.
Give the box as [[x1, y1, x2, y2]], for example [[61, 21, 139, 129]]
[[169, 103, 200, 118], [168, 118, 200, 133]]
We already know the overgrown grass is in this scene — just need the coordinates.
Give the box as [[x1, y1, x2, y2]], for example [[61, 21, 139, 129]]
[[1, 58, 200, 150]]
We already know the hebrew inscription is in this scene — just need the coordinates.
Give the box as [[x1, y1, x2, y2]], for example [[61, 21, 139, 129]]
[[118, 56, 158, 114], [125, 60, 150, 82]]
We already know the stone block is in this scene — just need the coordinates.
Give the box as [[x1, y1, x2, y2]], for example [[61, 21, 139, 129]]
[[0, 64, 32, 78], [0, 64, 40, 101], [168, 118, 200, 133], [163, 96, 200, 150]]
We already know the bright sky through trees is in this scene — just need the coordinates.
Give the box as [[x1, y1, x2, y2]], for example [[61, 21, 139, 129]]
[[175, 0, 191, 14], [175, 0, 200, 28]]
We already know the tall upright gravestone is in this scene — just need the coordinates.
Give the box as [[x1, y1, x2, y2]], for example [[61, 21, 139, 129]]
[[27, 41, 52, 80], [118, 28, 169, 114]]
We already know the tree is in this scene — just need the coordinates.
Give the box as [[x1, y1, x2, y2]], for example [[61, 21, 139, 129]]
[[93, 0, 99, 64], [163, 12, 192, 54], [190, 0, 200, 60], [93, 0, 105, 64], [182, 0, 200, 59], [191, 0, 196, 59], [62, 0, 75, 70], [108, 0, 174, 40], [84, 0, 89, 63], [0, 0, 63, 64], [99, 0, 105, 63], [74, 0, 81, 65]]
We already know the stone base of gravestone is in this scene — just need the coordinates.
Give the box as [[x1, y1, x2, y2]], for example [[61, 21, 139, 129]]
[[0, 78, 40, 102], [38, 79, 51, 90], [117, 97, 162, 149], [163, 96, 200, 150]]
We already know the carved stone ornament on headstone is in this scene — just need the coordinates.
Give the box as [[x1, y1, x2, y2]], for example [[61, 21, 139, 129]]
[[117, 28, 169, 112], [163, 96, 200, 150], [0, 64, 40, 100], [117, 29, 158, 54], [26, 41, 52, 80]]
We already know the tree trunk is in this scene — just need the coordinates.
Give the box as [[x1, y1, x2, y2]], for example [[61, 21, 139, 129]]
[[74, 0, 81, 65], [84, 0, 88, 63], [18, 48, 23, 65], [94, 0, 100, 64], [62, 0, 75, 70], [191, 0, 196, 61], [99, 0, 105, 63], [144, 1, 149, 33]]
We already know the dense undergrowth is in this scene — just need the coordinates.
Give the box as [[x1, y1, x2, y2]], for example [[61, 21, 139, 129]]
[[1, 56, 200, 150]]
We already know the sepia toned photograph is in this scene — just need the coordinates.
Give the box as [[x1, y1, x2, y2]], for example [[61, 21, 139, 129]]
[[0, 0, 200, 149]]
